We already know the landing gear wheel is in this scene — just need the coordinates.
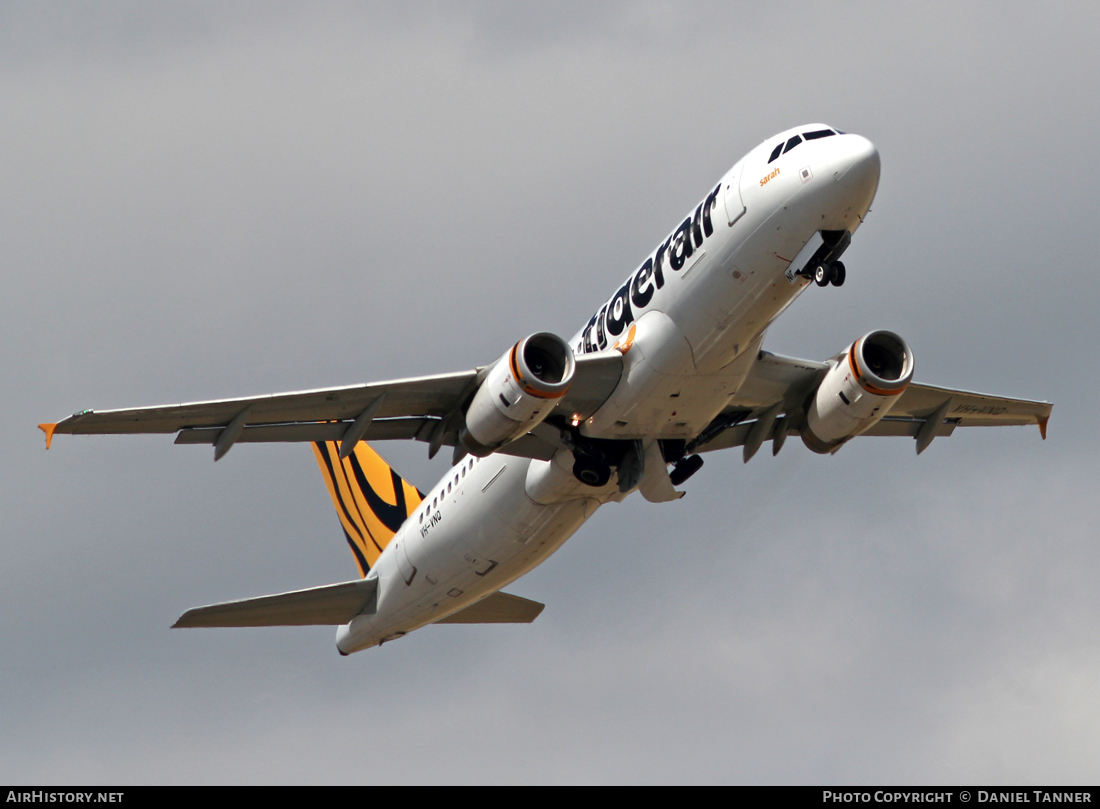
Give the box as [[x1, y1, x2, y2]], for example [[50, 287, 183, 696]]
[[669, 454, 704, 486], [831, 261, 846, 287], [572, 456, 611, 488], [813, 262, 833, 287]]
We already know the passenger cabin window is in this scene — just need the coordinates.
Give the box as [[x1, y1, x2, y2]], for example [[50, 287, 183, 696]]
[[802, 129, 835, 140], [783, 135, 802, 154]]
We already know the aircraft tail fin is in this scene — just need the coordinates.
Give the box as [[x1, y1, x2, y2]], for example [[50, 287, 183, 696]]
[[312, 441, 425, 577], [173, 578, 377, 628]]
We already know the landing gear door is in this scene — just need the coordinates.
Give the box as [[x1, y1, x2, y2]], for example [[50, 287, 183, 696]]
[[785, 231, 825, 285], [723, 162, 747, 227]]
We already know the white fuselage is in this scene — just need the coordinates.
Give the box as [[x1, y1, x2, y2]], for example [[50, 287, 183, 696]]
[[336, 125, 880, 654]]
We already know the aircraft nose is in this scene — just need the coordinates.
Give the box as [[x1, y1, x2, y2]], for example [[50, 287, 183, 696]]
[[834, 134, 880, 192]]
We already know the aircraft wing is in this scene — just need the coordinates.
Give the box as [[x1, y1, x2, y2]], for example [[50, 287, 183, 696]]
[[41, 351, 623, 462], [693, 352, 1051, 455]]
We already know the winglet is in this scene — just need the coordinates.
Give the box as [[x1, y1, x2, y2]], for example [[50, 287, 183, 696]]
[[1038, 415, 1049, 440], [38, 423, 58, 450]]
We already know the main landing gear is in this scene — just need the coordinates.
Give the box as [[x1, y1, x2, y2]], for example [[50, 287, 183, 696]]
[[572, 455, 612, 488], [669, 454, 704, 485], [565, 433, 707, 491]]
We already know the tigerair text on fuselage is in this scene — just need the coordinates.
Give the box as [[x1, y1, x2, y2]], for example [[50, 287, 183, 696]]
[[578, 182, 723, 355]]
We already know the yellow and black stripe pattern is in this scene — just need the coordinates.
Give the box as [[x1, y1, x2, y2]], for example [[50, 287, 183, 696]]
[[312, 441, 424, 578]]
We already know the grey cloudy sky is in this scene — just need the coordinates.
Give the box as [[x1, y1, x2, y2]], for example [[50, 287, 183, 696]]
[[3, 1, 1098, 784]]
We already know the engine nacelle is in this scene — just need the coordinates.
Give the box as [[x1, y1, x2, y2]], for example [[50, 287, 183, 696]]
[[802, 330, 914, 454], [460, 332, 575, 456]]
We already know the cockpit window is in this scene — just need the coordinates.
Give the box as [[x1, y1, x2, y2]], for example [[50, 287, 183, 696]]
[[769, 130, 837, 163]]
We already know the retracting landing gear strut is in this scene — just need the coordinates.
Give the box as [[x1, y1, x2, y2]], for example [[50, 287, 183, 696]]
[[800, 230, 851, 288]]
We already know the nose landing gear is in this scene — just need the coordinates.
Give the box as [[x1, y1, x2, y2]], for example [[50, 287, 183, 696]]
[[813, 260, 846, 287], [802, 229, 851, 288]]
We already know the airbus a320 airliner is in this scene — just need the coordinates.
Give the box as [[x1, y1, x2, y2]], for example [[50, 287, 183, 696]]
[[41, 125, 1051, 655]]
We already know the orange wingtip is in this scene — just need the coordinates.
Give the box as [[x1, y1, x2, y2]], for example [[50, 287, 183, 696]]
[[1038, 416, 1049, 440], [38, 423, 58, 450]]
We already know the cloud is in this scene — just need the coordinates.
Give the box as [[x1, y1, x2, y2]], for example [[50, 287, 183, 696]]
[[1, 1, 1094, 784]]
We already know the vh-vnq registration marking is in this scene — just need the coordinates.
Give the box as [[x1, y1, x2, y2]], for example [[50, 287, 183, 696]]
[[39, 123, 1051, 655]]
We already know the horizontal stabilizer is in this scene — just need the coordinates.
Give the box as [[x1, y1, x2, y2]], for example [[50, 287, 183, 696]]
[[173, 577, 377, 628], [434, 591, 544, 624]]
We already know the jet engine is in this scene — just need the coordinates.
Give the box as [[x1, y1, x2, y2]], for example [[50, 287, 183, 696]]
[[802, 330, 914, 453], [459, 332, 575, 456]]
